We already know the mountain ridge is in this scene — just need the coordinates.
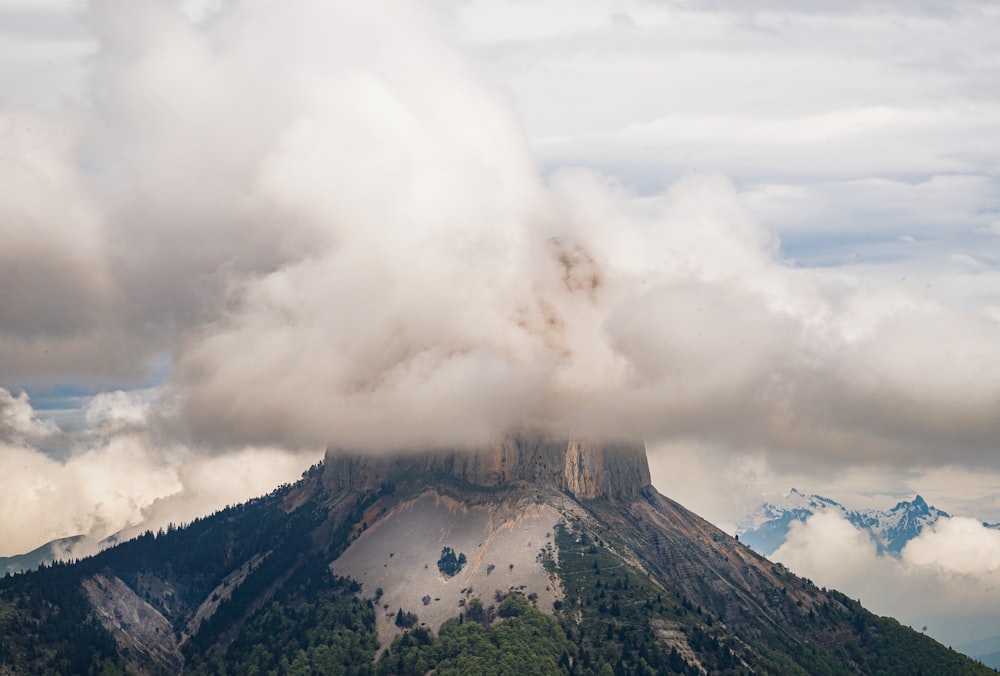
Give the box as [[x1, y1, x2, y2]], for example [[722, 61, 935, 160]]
[[738, 489, 956, 556], [0, 535, 89, 577], [322, 435, 651, 501], [1, 438, 995, 674]]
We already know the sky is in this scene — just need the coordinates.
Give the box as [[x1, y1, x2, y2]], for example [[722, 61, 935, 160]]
[[2, 0, 1000, 647]]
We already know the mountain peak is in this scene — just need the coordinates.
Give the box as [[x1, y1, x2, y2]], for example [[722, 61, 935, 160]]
[[741, 491, 952, 557], [890, 494, 934, 516], [3, 438, 993, 674], [323, 434, 651, 501]]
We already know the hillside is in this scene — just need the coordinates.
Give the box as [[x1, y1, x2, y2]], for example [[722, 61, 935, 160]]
[[0, 437, 995, 675]]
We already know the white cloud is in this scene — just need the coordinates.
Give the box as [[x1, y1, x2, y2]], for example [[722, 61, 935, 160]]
[[902, 516, 1000, 576], [0, 439, 319, 558], [0, 436, 179, 556], [0, 0, 999, 461], [0, 387, 319, 557], [648, 439, 1000, 542], [84, 389, 154, 430], [741, 174, 1000, 241], [456, 0, 1000, 267], [772, 511, 1000, 646], [775, 511, 882, 579], [2, 4, 1000, 640], [0, 388, 58, 443]]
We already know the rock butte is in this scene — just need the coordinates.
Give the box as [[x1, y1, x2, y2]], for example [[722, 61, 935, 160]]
[[322, 434, 652, 501]]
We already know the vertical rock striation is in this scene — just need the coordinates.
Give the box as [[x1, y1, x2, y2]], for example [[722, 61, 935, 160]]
[[323, 434, 651, 501]]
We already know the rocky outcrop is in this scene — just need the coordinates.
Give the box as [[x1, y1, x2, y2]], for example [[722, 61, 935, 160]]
[[323, 434, 651, 501], [562, 440, 651, 499], [81, 573, 184, 674]]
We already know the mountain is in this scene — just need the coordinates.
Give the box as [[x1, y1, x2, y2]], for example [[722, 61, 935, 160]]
[[959, 637, 1000, 671], [0, 531, 129, 577], [1, 436, 995, 675], [736, 489, 847, 555], [0, 535, 89, 577], [738, 489, 951, 556]]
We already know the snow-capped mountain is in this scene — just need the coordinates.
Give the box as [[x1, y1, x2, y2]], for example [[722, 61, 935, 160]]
[[850, 495, 952, 555], [738, 489, 951, 556], [736, 489, 849, 555]]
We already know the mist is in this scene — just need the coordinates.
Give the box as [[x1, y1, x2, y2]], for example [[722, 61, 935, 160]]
[[773, 511, 1000, 647]]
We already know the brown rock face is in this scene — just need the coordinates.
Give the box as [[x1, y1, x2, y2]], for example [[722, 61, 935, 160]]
[[323, 434, 651, 501]]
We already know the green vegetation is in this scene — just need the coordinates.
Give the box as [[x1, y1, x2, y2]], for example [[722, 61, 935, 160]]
[[187, 558, 378, 675], [377, 593, 572, 675], [812, 591, 996, 675], [376, 526, 814, 676], [436, 547, 467, 577], [555, 523, 713, 675], [0, 560, 120, 675], [395, 608, 419, 629], [0, 465, 388, 675]]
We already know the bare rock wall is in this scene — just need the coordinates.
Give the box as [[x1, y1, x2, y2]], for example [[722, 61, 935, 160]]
[[323, 434, 651, 501]]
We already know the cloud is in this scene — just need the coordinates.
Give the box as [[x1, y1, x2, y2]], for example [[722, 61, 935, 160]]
[[742, 174, 1000, 244], [0, 433, 180, 556], [902, 516, 1000, 576], [0, 113, 130, 385], [772, 511, 1000, 646], [0, 0, 999, 463], [0, 388, 58, 444], [84, 389, 153, 432], [3, 0, 1000, 572], [773, 511, 882, 580], [0, 387, 318, 557], [0, 438, 318, 558], [455, 0, 1000, 265]]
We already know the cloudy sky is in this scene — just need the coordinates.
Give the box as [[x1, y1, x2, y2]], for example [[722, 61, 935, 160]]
[[2, 0, 999, 647]]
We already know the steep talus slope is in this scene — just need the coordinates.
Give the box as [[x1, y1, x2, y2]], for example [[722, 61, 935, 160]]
[[329, 487, 572, 646], [81, 573, 184, 674]]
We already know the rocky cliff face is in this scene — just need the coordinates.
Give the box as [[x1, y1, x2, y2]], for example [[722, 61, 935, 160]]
[[322, 434, 651, 501]]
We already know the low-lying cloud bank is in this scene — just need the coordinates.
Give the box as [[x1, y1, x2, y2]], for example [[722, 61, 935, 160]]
[[0, 387, 318, 557], [773, 511, 1000, 647]]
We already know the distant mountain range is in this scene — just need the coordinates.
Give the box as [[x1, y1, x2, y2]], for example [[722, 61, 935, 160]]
[[957, 636, 1000, 671], [738, 488, 999, 557], [0, 535, 90, 577], [1, 532, 126, 577]]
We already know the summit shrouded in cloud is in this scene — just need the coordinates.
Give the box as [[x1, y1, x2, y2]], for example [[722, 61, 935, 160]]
[[2, 0, 1000, 646]]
